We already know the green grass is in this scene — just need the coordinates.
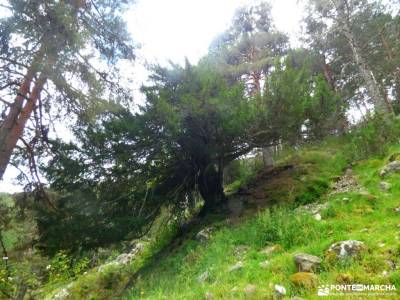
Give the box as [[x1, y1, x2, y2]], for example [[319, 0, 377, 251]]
[[36, 137, 400, 300], [120, 142, 400, 300]]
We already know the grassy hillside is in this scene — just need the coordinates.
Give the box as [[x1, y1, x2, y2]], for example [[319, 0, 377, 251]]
[[119, 143, 400, 299], [21, 122, 400, 300]]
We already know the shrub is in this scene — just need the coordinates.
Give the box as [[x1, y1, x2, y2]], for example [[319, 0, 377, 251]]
[[48, 251, 90, 283], [344, 115, 400, 160]]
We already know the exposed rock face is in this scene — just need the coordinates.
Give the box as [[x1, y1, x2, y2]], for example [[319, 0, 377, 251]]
[[227, 196, 245, 217], [196, 227, 214, 242], [289, 272, 318, 289], [52, 288, 70, 300], [115, 242, 144, 264], [330, 168, 362, 194], [294, 253, 322, 273], [98, 242, 145, 272], [380, 161, 400, 177], [327, 240, 365, 260]]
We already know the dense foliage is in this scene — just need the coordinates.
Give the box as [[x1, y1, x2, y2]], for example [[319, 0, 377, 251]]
[[0, 2, 400, 297]]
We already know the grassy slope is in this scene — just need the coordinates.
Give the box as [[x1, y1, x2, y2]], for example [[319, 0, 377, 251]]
[[122, 142, 400, 299]]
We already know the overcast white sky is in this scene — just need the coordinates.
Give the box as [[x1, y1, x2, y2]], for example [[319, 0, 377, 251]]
[[0, 0, 304, 193]]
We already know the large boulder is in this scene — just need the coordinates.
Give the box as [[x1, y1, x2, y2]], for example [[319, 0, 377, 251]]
[[326, 240, 366, 261], [294, 253, 322, 273], [380, 161, 400, 177]]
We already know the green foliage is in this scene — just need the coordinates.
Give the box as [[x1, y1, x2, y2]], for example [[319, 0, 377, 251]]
[[47, 251, 89, 283], [344, 115, 400, 160], [233, 207, 322, 249], [294, 179, 329, 205], [41, 61, 261, 252], [262, 53, 341, 145], [224, 156, 264, 193]]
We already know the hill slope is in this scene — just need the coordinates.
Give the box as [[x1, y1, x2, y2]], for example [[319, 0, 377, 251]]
[[122, 144, 400, 299], [36, 140, 400, 300]]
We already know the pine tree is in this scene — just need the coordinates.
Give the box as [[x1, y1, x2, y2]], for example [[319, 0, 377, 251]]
[[0, 0, 136, 180]]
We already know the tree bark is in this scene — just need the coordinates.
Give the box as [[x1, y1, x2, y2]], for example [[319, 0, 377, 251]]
[[198, 163, 226, 216], [0, 72, 47, 180], [380, 30, 400, 105], [334, 0, 391, 114]]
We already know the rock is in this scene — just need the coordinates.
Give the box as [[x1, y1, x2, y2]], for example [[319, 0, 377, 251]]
[[52, 288, 70, 300], [205, 292, 214, 300], [274, 284, 286, 298], [234, 245, 250, 257], [243, 284, 257, 296], [296, 203, 329, 215], [394, 207, 400, 213], [314, 213, 322, 221], [114, 242, 144, 265], [379, 181, 392, 191], [227, 196, 245, 217], [294, 253, 322, 273], [336, 273, 353, 283], [289, 272, 318, 289], [198, 271, 209, 283], [98, 242, 145, 272], [259, 260, 270, 269], [366, 194, 377, 202], [380, 161, 400, 177], [330, 168, 362, 194], [386, 259, 397, 270], [228, 261, 243, 272], [327, 240, 366, 260], [259, 244, 283, 255], [196, 227, 214, 242], [98, 261, 120, 272]]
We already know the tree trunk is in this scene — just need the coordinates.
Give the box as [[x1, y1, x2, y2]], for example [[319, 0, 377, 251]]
[[0, 73, 47, 180], [0, 44, 50, 180], [334, 0, 391, 114], [262, 147, 274, 167], [322, 56, 334, 90], [198, 164, 226, 216], [380, 30, 400, 107]]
